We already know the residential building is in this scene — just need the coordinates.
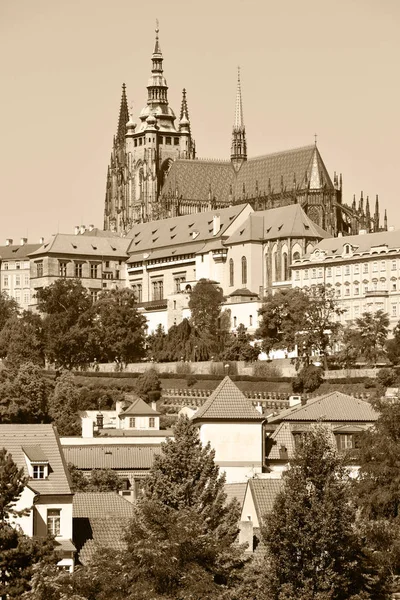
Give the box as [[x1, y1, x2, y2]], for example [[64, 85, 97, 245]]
[[0, 424, 75, 571], [292, 228, 400, 328], [264, 392, 378, 476], [191, 376, 265, 483], [104, 26, 386, 236], [0, 239, 41, 310], [28, 228, 131, 308]]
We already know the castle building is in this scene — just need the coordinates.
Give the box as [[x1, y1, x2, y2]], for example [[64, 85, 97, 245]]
[[104, 26, 386, 237], [103, 24, 196, 233]]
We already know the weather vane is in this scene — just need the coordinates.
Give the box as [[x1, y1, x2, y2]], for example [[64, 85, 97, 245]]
[[155, 18, 159, 34]]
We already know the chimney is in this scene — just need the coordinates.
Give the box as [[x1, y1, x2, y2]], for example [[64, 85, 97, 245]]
[[213, 214, 221, 236], [238, 521, 254, 552], [82, 417, 94, 438], [20, 237, 27, 246], [289, 395, 302, 407], [151, 401, 157, 412], [39, 237, 45, 244], [74, 226, 80, 235], [5, 239, 13, 246], [88, 224, 95, 232], [96, 412, 104, 429], [255, 402, 263, 415], [80, 225, 86, 235]]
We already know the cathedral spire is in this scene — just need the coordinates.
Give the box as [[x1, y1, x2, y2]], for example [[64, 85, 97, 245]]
[[231, 67, 247, 170], [146, 20, 169, 108], [116, 83, 129, 144], [374, 195, 380, 231]]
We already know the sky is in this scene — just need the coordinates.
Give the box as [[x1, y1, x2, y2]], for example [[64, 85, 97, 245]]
[[0, 0, 399, 244]]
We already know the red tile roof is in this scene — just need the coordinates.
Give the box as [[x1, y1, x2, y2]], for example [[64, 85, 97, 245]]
[[63, 444, 161, 470], [120, 397, 160, 416], [224, 482, 247, 510], [73, 492, 134, 518], [0, 424, 72, 495], [192, 376, 264, 421], [248, 478, 283, 524]]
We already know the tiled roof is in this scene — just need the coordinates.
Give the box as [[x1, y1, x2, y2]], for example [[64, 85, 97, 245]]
[[0, 424, 72, 495], [192, 376, 264, 421], [77, 518, 129, 565], [82, 228, 120, 237], [28, 234, 131, 258], [161, 146, 333, 203], [125, 204, 249, 262], [73, 492, 134, 518], [248, 478, 284, 524], [0, 244, 41, 260], [63, 444, 161, 470], [96, 429, 172, 437], [303, 229, 400, 260], [227, 204, 328, 245], [266, 422, 297, 460], [224, 482, 247, 510], [21, 445, 48, 463], [268, 392, 379, 423], [120, 397, 160, 416], [229, 287, 259, 297]]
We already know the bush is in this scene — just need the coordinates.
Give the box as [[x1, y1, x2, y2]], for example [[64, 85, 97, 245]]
[[135, 368, 162, 403], [252, 361, 283, 378], [364, 378, 377, 389], [186, 374, 197, 387], [292, 377, 303, 394], [294, 365, 323, 394], [377, 367, 398, 388]]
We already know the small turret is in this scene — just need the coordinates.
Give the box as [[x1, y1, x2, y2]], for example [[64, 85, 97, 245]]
[[384, 209, 388, 231]]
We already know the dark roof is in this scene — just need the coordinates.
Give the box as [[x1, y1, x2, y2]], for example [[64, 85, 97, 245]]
[[73, 492, 134, 518], [228, 287, 259, 297], [21, 445, 48, 463], [77, 518, 130, 565], [227, 204, 328, 245], [248, 478, 283, 524], [63, 444, 161, 470], [0, 244, 41, 260], [192, 376, 264, 421], [28, 234, 131, 258], [120, 397, 160, 416], [0, 424, 72, 495], [162, 145, 333, 203], [268, 391, 379, 423]]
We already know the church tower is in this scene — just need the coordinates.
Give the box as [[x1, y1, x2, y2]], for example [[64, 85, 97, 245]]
[[231, 68, 247, 171], [103, 22, 196, 232]]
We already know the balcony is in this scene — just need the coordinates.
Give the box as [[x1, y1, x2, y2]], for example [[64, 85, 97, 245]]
[[365, 289, 389, 298]]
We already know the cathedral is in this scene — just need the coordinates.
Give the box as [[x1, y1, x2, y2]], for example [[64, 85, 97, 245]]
[[103, 26, 386, 238]]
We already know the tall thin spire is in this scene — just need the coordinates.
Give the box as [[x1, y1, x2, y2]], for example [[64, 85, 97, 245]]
[[116, 83, 129, 144], [231, 67, 247, 170], [153, 19, 162, 57]]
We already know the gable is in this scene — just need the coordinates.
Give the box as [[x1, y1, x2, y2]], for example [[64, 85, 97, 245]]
[[192, 376, 264, 421]]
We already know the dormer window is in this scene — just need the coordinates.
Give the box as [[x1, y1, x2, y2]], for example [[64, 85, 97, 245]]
[[23, 445, 49, 479], [33, 465, 46, 479], [345, 245, 350, 254]]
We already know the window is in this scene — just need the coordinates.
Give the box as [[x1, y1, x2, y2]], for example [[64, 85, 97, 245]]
[[318, 268, 323, 278], [345, 265, 350, 276], [392, 305, 397, 317], [75, 263, 83, 278], [282, 252, 288, 280], [304, 269, 308, 279], [336, 289, 341, 297], [15, 261, 20, 270], [3, 262, 8, 270], [295, 270, 300, 281], [174, 137, 179, 145], [392, 260, 397, 271], [327, 267, 332, 278], [354, 264, 360, 275], [354, 286, 359, 296], [293, 251, 300, 261], [249, 315, 253, 326], [345, 245, 350, 254], [166, 136, 171, 145], [149, 417, 155, 428], [33, 465, 45, 479], [24, 290, 30, 305], [47, 509, 61, 536], [59, 261, 67, 277], [373, 262, 378, 272], [233, 316, 237, 327], [241, 256, 247, 285], [364, 285, 368, 294], [373, 281, 378, 291], [354, 305, 360, 316], [152, 280, 164, 301], [90, 264, 98, 279], [336, 266, 341, 275], [174, 275, 186, 293], [132, 283, 142, 302], [3, 276, 8, 287], [129, 417, 136, 428], [345, 288, 350, 296], [393, 283, 397, 291], [381, 261, 386, 271], [24, 274, 29, 286], [336, 434, 360, 451], [90, 290, 99, 303], [173, 300, 176, 310], [229, 258, 234, 287], [312, 268, 317, 279], [15, 275, 21, 287], [105, 261, 110, 268], [15, 290, 21, 303], [363, 263, 368, 274]]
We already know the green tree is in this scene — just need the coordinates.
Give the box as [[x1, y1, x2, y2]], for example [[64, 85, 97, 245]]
[[68, 464, 122, 492], [48, 372, 80, 436], [188, 279, 225, 354], [352, 310, 390, 366], [263, 425, 388, 600], [123, 416, 245, 597], [146, 323, 167, 361], [0, 292, 19, 333], [135, 368, 162, 403], [0, 363, 49, 424], [221, 324, 260, 362], [95, 288, 147, 364], [333, 324, 361, 369], [0, 312, 45, 368], [0, 449, 58, 599]]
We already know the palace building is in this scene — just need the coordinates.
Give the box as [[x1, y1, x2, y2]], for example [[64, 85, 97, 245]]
[[103, 25, 386, 238]]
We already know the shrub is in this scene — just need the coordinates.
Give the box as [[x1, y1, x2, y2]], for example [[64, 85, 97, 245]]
[[186, 374, 197, 387], [292, 377, 303, 394], [376, 367, 398, 388], [364, 378, 377, 389], [252, 361, 283, 378], [135, 368, 162, 403], [294, 365, 323, 394]]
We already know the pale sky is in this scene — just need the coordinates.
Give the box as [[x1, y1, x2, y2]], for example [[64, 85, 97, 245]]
[[0, 0, 399, 244]]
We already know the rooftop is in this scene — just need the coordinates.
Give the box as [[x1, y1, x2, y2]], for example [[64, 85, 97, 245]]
[[120, 397, 160, 417], [28, 233, 131, 258], [192, 376, 264, 422], [248, 478, 284, 524], [63, 444, 161, 470], [73, 492, 134, 518]]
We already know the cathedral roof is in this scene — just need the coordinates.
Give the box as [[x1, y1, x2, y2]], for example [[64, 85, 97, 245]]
[[161, 145, 334, 203], [226, 204, 329, 245], [125, 204, 250, 262]]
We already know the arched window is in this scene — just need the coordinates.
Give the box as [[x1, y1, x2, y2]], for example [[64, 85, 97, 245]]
[[229, 258, 234, 287], [293, 251, 300, 261], [241, 256, 247, 285], [265, 255, 269, 284], [274, 253, 278, 282], [283, 252, 289, 281]]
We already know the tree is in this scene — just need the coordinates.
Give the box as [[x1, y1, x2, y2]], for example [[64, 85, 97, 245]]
[[68, 464, 122, 493], [221, 324, 260, 362], [188, 279, 225, 354], [48, 372, 80, 436], [257, 285, 343, 369], [0, 312, 45, 368], [333, 324, 361, 369], [135, 368, 162, 403], [123, 416, 245, 597], [263, 425, 388, 600], [0, 363, 50, 424], [94, 288, 147, 364], [0, 292, 19, 334], [0, 449, 58, 599], [352, 310, 390, 366], [146, 323, 167, 361]]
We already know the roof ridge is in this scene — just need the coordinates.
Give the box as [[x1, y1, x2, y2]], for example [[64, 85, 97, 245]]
[[248, 145, 315, 162]]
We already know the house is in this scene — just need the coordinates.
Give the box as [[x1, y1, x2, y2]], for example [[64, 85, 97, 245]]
[[265, 391, 379, 475], [0, 424, 75, 571], [0, 239, 41, 309], [73, 492, 134, 564], [191, 376, 265, 483]]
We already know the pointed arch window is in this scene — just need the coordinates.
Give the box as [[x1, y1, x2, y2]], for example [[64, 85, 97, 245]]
[[229, 259, 234, 287], [241, 256, 247, 286], [282, 252, 289, 281]]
